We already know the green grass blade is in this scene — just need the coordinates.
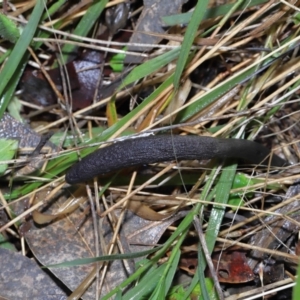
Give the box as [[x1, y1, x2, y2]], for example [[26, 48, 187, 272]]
[[173, 0, 210, 90], [149, 236, 183, 299], [103, 209, 197, 299], [41, 0, 68, 20], [0, 54, 28, 121], [176, 41, 296, 123], [122, 264, 167, 300], [164, 249, 181, 295], [175, 66, 256, 123], [198, 246, 210, 300], [46, 245, 162, 268], [101, 260, 155, 300], [183, 163, 236, 298], [0, 0, 45, 118], [118, 48, 180, 91], [205, 162, 237, 253]]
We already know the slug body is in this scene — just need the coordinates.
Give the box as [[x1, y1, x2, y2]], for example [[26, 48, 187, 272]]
[[65, 135, 287, 184]]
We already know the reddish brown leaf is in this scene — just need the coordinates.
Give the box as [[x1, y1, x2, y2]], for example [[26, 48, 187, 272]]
[[212, 251, 254, 283]]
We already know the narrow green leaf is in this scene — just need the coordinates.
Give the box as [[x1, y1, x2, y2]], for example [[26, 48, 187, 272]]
[[122, 264, 167, 300], [46, 245, 162, 268], [175, 65, 256, 123], [0, 54, 28, 121], [198, 245, 210, 300], [102, 209, 199, 299], [101, 260, 155, 300], [176, 41, 296, 123], [164, 249, 181, 294], [149, 281, 165, 300], [118, 48, 180, 91], [205, 162, 237, 253], [41, 0, 68, 21], [149, 238, 184, 299], [173, 0, 210, 90], [205, 164, 237, 253], [0, 0, 45, 118]]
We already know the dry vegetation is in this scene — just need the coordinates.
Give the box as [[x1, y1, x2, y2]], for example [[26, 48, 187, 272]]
[[1, 0, 300, 299]]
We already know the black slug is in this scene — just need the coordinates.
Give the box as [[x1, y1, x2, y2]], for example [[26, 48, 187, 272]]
[[65, 135, 287, 184]]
